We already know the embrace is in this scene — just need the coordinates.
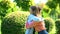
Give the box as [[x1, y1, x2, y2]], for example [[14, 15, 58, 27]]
[[25, 6, 48, 34]]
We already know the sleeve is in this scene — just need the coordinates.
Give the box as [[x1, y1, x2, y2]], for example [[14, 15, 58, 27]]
[[25, 22, 29, 28], [32, 16, 44, 22]]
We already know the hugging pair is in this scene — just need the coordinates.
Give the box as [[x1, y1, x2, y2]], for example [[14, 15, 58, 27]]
[[25, 6, 48, 34]]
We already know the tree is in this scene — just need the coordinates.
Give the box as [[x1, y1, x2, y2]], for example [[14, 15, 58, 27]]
[[46, 0, 60, 20], [14, 0, 31, 11], [0, 0, 19, 19]]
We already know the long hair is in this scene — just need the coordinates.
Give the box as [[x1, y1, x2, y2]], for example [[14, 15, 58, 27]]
[[30, 6, 41, 16]]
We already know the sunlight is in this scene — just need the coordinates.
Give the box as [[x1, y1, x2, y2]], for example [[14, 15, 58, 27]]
[[34, 0, 48, 5], [41, 0, 48, 4], [34, 0, 40, 5], [10, 0, 14, 2]]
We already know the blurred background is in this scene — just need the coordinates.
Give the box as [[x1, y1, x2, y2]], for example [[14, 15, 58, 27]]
[[0, 0, 60, 34]]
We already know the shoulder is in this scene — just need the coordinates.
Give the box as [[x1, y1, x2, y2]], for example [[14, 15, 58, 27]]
[[28, 14, 34, 17], [27, 14, 34, 21], [39, 17, 44, 21], [28, 14, 36, 19]]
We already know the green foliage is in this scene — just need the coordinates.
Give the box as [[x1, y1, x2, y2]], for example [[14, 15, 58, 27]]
[[44, 18, 55, 33], [49, 9, 58, 20], [14, 0, 31, 11], [0, 0, 19, 19], [55, 19, 60, 34], [58, 13, 60, 19], [46, 1, 57, 9], [0, 0, 9, 17], [0, 0, 59, 34], [46, 0, 59, 19], [1, 11, 29, 34], [52, 0, 60, 4], [0, 19, 1, 34], [42, 8, 49, 13], [42, 11, 49, 18]]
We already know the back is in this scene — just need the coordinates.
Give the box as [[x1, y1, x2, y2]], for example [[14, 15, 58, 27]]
[[33, 21, 46, 32]]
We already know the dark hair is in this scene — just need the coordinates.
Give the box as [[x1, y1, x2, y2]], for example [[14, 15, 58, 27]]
[[30, 6, 41, 16]]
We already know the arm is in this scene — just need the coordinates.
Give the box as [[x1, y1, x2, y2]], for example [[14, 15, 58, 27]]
[[25, 22, 34, 29], [32, 16, 43, 22]]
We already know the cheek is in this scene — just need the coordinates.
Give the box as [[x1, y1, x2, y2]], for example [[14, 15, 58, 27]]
[[30, 10, 33, 13]]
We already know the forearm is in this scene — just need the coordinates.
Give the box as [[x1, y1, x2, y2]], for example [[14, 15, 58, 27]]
[[26, 22, 34, 29], [28, 23, 33, 28]]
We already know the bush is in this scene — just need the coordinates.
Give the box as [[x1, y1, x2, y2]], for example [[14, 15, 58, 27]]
[[1, 11, 29, 34], [44, 17, 55, 34], [55, 19, 60, 34]]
